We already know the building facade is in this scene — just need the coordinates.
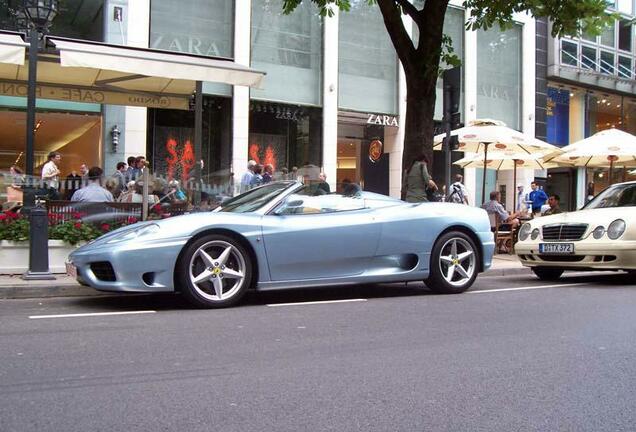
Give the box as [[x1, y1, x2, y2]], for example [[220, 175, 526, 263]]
[[545, 0, 636, 209], [0, 0, 537, 206]]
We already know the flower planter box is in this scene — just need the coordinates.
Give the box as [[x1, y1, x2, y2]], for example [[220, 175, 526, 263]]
[[0, 240, 81, 275]]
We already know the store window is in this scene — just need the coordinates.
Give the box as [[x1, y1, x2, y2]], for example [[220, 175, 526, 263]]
[[249, 102, 322, 173], [617, 0, 633, 15], [600, 51, 615, 74], [251, 0, 322, 105], [601, 21, 616, 48], [618, 19, 632, 52], [339, 1, 397, 114], [581, 45, 597, 70], [586, 93, 622, 136], [476, 24, 522, 130], [148, 97, 232, 188], [618, 56, 632, 78], [150, 0, 233, 58]]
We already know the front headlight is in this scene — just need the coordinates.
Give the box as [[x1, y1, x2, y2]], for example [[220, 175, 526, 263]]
[[531, 228, 540, 240], [107, 223, 160, 244], [519, 223, 531, 241], [607, 219, 626, 240], [592, 226, 605, 239]]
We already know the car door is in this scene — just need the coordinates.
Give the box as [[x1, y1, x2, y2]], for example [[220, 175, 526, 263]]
[[261, 195, 381, 281]]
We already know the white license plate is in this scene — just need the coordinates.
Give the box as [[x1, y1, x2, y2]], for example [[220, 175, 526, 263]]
[[539, 243, 574, 254], [65, 262, 77, 278]]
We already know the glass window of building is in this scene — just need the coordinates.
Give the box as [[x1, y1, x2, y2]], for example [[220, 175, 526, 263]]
[[619, 56, 632, 78], [561, 40, 578, 66], [586, 93, 622, 136], [601, 21, 616, 47], [618, 19, 632, 52], [0, 0, 104, 41], [150, 0, 233, 58], [251, 0, 322, 106], [581, 45, 597, 70], [600, 51, 615, 74], [249, 102, 323, 173], [476, 24, 522, 130], [617, 0, 633, 14], [339, 2, 398, 114]]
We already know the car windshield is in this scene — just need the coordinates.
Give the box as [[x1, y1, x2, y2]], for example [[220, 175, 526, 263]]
[[585, 183, 636, 209], [218, 182, 296, 213]]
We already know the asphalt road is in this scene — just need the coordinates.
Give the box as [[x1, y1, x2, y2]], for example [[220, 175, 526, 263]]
[[1, 272, 636, 432]]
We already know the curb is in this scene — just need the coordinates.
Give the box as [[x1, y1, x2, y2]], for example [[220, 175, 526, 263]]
[[483, 266, 531, 277]]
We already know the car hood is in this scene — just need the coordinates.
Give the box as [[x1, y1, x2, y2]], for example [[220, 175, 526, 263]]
[[528, 207, 628, 227]]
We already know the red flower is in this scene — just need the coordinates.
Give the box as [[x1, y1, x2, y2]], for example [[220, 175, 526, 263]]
[[0, 213, 7, 221], [101, 223, 111, 232], [152, 204, 161, 213], [127, 216, 138, 224], [72, 211, 82, 219], [74, 222, 82, 229], [5, 211, 18, 220]]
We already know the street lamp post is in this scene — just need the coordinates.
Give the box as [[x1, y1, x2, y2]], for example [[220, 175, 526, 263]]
[[21, 0, 58, 280]]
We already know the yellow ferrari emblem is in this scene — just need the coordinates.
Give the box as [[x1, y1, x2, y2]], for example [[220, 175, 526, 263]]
[[213, 267, 222, 275]]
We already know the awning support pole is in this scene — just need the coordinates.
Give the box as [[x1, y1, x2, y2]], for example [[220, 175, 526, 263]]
[[193, 80, 203, 206]]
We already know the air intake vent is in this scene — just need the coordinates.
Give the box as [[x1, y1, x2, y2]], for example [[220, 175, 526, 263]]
[[90, 262, 116, 282]]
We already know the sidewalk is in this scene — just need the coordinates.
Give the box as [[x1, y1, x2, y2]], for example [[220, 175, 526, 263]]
[[0, 254, 528, 299]]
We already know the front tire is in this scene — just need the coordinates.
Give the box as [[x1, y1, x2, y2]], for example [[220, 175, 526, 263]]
[[425, 231, 479, 294], [176, 234, 253, 308], [531, 267, 563, 281]]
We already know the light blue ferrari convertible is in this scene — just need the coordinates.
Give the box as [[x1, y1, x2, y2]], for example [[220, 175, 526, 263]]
[[68, 181, 495, 308]]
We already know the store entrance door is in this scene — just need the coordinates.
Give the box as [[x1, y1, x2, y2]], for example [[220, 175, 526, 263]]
[[336, 138, 362, 193]]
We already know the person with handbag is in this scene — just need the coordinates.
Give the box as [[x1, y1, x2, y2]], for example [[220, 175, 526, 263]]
[[402, 153, 438, 203]]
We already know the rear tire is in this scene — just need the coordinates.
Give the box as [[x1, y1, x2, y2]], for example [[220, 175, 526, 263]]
[[425, 231, 480, 294], [531, 267, 563, 281], [176, 234, 253, 308]]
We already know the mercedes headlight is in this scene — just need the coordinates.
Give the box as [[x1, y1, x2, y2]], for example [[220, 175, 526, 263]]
[[592, 226, 605, 239], [107, 223, 160, 243], [531, 228, 540, 240], [607, 219, 626, 240], [519, 223, 531, 241]]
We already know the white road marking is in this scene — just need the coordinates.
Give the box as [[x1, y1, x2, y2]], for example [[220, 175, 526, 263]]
[[469, 282, 592, 294], [28, 310, 156, 319], [267, 299, 367, 307]]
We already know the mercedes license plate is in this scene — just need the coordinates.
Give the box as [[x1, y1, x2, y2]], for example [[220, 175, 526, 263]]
[[539, 243, 574, 254], [65, 262, 77, 277]]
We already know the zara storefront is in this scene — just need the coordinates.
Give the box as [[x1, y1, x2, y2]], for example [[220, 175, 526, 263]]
[[1, 0, 536, 203]]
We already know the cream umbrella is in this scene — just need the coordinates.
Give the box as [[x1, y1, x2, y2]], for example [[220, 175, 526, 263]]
[[543, 128, 636, 184], [454, 151, 560, 210], [434, 119, 561, 204]]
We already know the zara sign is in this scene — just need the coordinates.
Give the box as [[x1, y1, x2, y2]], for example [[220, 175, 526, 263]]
[[367, 114, 399, 127]]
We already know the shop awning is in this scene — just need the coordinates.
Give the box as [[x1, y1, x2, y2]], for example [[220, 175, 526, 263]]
[[0, 33, 28, 65], [0, 35, 265, 110]]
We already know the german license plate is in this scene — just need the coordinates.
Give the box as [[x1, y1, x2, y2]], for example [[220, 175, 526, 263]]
[[65, 262, 77, 277], [539, 243, 574, 254]]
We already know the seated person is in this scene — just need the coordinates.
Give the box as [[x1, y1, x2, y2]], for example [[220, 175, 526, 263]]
[[481, 191, 521, 231], [542, 194, 563, 216]]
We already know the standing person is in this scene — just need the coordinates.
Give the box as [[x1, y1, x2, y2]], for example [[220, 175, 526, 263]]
[[262, 164, 274, 184], [448, 174, 469, 204], [529, 181, 548, 216], [586, 182, 595, 203], [250, 164, 264, 188], [543, 194, 563, 216], [317, 172, 330, 194], [41, 151, 61, 199], [63, 169, 82, 200], [132, 156, 146, 181], [70, 167, 113, 202], [125, 156, 136, 183], [516, 184, 526, 212], [112, 162, 127, 199], [240, 160, 256, 193], [403, 154, 437, 203]]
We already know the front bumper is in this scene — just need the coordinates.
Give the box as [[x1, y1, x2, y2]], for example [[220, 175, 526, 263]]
[[478, 231, 495, 272], [68, 237, 189, 293], [515, 240, 636, 270]]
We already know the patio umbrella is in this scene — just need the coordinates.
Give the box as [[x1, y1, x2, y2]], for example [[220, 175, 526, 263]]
[[543, 128, 636, 184], [434, 119, 561, 204], [454, 151, 559, 211]]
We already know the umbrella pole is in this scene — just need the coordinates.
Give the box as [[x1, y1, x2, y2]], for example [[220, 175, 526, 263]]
[[513, 161, 517, 213], [609, 160, 614, 185], [482, 143, 488, 205], [623, 167, 627, 183]]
